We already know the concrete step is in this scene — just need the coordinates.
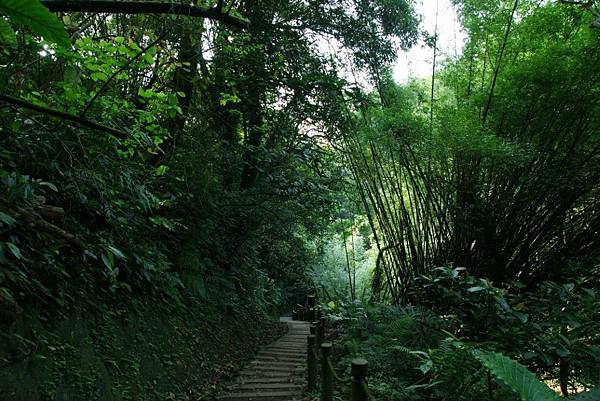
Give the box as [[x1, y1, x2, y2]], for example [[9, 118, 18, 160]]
[[250, 360, 303, 368], [236, 377, 302, 384], [258, 351, 306, 358], [251, 365, 304, 373], [221, 390, 301, 399], [268, 341, 306, 344], [235, 383, 303, 391], [254, 356, 305, 363], [263, 346, 306, 351], [239, 370, 295, 378]]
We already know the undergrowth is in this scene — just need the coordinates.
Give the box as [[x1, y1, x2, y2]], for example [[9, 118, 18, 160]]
[[0, 294, 285, 401]]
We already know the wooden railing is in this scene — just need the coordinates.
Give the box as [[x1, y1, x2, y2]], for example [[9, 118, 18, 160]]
[[294, 295, 372, 401]]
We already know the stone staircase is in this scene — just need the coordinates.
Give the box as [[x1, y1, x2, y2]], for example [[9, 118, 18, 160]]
[[219, 318, 309, 401]]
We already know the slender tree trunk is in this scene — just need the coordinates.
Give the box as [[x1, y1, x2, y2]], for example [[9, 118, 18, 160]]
[[343, 237, 354, 300], [240, 86, 263, 188], [559, 358, 570, 397], [351, 228, 356, 300], [167, 23, 200, 150], [430, 0, 439, 132], [482, 0, 519, 124]]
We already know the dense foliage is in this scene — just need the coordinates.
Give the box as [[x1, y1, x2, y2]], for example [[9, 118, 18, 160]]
[[325, 265, 600, 401], [343, 0, 600, 301], [0, 0, 418, 314], [312, 0, 600, 400], [0, 0, 419, 398]]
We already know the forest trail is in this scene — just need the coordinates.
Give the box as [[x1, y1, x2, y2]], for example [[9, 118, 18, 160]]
[[219, 318, 310, 401]]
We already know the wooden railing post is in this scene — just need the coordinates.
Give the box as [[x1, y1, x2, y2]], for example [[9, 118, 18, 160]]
[[351, 358, 369, 401], [318, 316, 325, 345], [320, 342, 333, 401], [307, 335, 317, 391], [307, 294, 316, 321]]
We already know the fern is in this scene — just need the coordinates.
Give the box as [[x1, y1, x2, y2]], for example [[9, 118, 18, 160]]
[[384, 314, 417, 343], [474, 350, 562, 401], [438, 337, 454, 354], [392, 344, 416, 355]]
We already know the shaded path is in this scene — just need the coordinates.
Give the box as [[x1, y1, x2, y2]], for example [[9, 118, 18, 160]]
[[219, 318, 309, 401]]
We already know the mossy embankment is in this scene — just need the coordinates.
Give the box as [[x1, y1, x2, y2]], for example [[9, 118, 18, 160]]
[[0, 294, 285, 401]]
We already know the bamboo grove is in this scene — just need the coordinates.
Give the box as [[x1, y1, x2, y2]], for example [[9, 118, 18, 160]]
[[340, 0, 600, 304]]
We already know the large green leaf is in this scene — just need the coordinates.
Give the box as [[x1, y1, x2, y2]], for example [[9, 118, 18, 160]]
[[0, 0, 69, 47], [475, 351, 562, 401]]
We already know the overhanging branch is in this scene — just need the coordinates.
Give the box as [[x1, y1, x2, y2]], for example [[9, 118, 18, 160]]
[[0, 93, 128, 138], [41, 0, 250, 29]]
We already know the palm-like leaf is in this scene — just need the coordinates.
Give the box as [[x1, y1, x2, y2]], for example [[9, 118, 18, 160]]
[[475, 351, 562, 401]]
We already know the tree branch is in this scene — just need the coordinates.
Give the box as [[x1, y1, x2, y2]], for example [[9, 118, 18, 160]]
[[41, 0, 250, 29], [8, 205, 85, 249], [559, 0, 593, 6], [0, 93, 128, 137]]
